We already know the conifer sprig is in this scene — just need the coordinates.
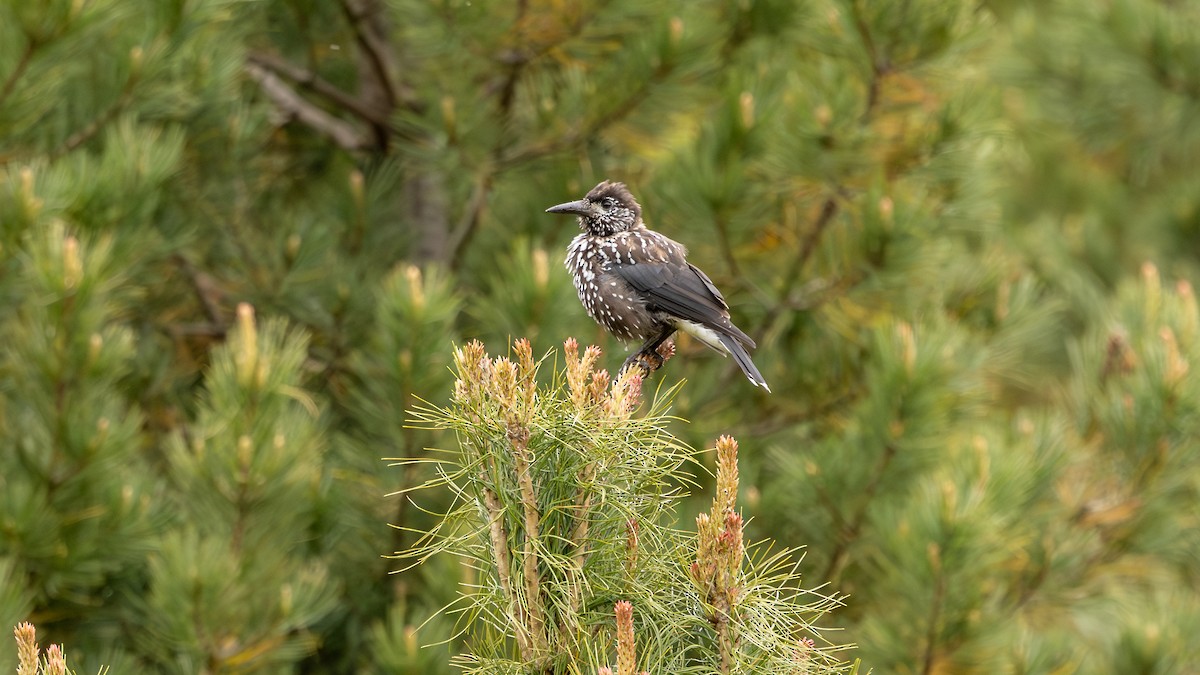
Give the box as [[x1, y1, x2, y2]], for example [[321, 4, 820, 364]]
[[399, 340, 850, 674], [12, 622, 99, 675]]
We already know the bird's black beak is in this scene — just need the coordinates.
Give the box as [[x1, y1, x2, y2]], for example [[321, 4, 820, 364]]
[[545, 199, 591, 216]]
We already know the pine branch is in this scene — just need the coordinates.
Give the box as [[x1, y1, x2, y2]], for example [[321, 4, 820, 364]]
[[38, 63, 140, 162], [0, 41, 35, 109], [337, 0, 412, 110], [447, 171, 494, 269], [172, 254, 225, 326], [498, 60, 674, 168], [483, 484, 529, 657], [920, 551, 945, 675], [757, 195, 840, 341], [848, 0, 890, 121], [511, 426, 547, 655], [822, 442, 897, 582], [245, 62, 368, 151], [402, 340, 848, 673], [246, 51, 393, 129]]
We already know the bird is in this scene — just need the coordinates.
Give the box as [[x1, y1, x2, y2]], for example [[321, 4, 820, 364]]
[[546, 180, 770, 392]]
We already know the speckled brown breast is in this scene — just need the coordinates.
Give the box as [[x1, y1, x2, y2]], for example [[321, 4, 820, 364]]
[[564, 230, 683, 341]]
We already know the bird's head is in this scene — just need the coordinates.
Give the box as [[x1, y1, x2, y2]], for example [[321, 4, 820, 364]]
[[545, 181, 642, 236]]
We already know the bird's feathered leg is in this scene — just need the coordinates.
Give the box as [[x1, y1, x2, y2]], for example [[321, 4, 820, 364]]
[[620, 325, 677, 379]]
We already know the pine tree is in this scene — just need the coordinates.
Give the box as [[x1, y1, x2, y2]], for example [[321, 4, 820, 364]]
[[2, 0, 1199, 671], [401, 339, 851, 674]]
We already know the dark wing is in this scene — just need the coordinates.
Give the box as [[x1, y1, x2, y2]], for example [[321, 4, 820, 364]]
[[611, 259, 756, 349]]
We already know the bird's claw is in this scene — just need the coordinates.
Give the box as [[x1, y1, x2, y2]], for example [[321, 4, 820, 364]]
[[620, 338, 674, 379], [620, 349, 662, 379]]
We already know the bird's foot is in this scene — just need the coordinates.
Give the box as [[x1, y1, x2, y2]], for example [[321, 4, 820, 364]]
[[655, 338, 676, 363], [619, 337, 675, 380]]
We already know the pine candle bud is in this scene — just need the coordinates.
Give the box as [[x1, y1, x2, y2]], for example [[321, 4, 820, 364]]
[[441, 95, 457, 139], [404, 625, 419, 655], [814, 104, 832, 128], [587, 369, 610, 406], [63, 235, 83, 289], [45, 644, 66, 675], [739, 92, 755, 130], [564, 338, 604, 410], [404, 265, 424, 313], [348, 169, 364, 209], [235, 303, 258, 387], [492, 357, 519, 412], [278, 583, 294, 616], [285, 233, 301, 264], [669, 17, 684, 47], [1160, 327, 1188, 387], [15, 622, 38, 675], [714, 435, 740, 514], [897, 322, 916, 375], [513, 338, 535, 380], [237, 435, 253, 472], [19, 166, 42, 219], [1177, 280, 1198, 343], [614, 601, 637, 675], [452, 340, 489, 405], [605, 366, 643, 418], [1142, 261, 1161, 321], [532, 248, 549, 290], [129, 45, 144, 76], [879, 195, 894, 226], [88, 333, 103, 364]]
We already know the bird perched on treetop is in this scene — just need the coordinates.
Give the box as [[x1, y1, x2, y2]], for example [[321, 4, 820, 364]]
[[546, 180, 769, 392]]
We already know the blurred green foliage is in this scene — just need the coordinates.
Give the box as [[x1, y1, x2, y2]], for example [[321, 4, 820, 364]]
[[0, 0, 1198, 671]]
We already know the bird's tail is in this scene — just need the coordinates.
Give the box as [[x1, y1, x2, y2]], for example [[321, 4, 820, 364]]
[[717, 333, 771, 393]]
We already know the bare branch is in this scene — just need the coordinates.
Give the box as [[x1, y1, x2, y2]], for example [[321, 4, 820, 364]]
[[0, 42, 35, 109], [245, 62, 367, 151], [447, 172, 494, 268], [246, 51, 392, 129], [755, 195, 840, 342], [338, 0, 415, 110], [172, 254, 225, 326], [48, 84, 136, 161]]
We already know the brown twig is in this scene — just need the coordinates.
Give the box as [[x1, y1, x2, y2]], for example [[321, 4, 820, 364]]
[[246, 51, 393, 129], [444, 0, 537, 267], [510, 427, 547, 655], [570, 463, 598, 571], [337, 0, 411, 109], [498, 60, 672, 169], [46, 75, 138, 161], [849, 0, 889, 121], [822, 442, 897, 582], [921, 553, 945, 675], [565, 460, 597, 625], [482, 484, 530, 657], [712, 212, 742, 279], [172, 254, 224, 326], [755, 195, 840, 342], [0, 42, 35, 108], [245, 62, 367, 151], [447, 171, 495, 268], [754, 5, 888, 343]]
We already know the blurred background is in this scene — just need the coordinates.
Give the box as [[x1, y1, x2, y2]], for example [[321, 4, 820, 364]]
[[1, 0, 1199, 672]]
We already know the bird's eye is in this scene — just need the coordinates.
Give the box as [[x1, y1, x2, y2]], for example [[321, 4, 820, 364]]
[[600, 198, 616, 211]]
